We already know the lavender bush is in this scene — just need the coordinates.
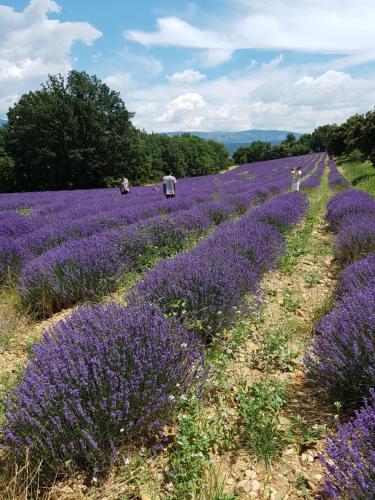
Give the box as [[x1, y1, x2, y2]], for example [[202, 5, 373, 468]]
[[326, 189, 375, 232], [202, 218, 285, 273], [19, 231, 128, 317], [0, 237, 31, 282], [305, 288, 375, 405], [4, 303, 204, 473], [250, 192, 308, 233], [328, 159, 348, 189], [322, 388, 375, 499], [334, 214, 375, 264], [335, 253, 375, 302], [127, 246, 259, 338]]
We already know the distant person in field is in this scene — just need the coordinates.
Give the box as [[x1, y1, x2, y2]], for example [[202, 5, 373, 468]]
[[163, 170, 177, 198], [291, 167, 302, 192], [119, 177, 131, 195]]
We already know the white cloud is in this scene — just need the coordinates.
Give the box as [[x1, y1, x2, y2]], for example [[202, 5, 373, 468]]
[[261, 54, 284, 71], [107, 62, 375, 134], [199, 48, 234, 67], [167, 68, 206, 85], [125, 16, 233, 50], [103, 72, 137, 93], [0, 0, 101, 115], [125, 1, 375, 67], [157, 92, 206, 123]]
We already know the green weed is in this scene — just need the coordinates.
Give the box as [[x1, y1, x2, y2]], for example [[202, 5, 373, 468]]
[[302, 270, 322, 287], [236, 378, 289, 464], [250, 330, 299, 373]]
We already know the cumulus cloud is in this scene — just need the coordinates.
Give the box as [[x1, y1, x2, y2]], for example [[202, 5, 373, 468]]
[[0, 0, 101, 115], [157, 92, 206, 123], [167, 69, 206, 85], [108, 62, 375, 133]]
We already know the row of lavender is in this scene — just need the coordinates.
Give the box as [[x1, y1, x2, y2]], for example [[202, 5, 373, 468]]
[[3, 189, 309, 477], [299, 152, 326, 190], [328, 158, 348, 189], [304, 189, 375, 498], [2, 154, 319, 317]]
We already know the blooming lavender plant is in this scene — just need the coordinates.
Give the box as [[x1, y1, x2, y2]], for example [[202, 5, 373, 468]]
[[326, 189, 375, 232], [19, 230, 129, 316], [322, 388, 375, 499], [328, 159, 348, 189], [305, 288, 375, 405], [3, 303, 204, 473], [334, 214, 375, 263], [250, 192, 308, 233], [335, 253, 375, 302], [127, 245, 259, 338]]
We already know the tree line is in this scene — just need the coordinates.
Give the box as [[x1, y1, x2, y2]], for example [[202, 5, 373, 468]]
[[0, 71, 231, 192], [232, 114, 375, 166]]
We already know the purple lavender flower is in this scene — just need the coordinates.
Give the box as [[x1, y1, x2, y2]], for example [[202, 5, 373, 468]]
[[305, 288, 375, 405], [322, 388, 375, 499], [335, 253, 375, 302], [3, 303, 205, 473]]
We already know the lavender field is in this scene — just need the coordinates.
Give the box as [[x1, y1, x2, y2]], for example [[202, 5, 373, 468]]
[[3, 152, 375, 499]]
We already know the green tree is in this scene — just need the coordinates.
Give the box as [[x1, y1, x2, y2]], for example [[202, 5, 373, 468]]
[[0, 125, 16, 192], [5, 71, 136, 191]]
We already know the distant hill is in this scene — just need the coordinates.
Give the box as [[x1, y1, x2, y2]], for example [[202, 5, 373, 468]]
[[0, 118, 6, 126], [164, 129, 302, 154]]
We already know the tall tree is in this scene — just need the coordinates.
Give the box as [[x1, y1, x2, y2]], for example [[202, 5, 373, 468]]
[[5, 71, 135, 190]]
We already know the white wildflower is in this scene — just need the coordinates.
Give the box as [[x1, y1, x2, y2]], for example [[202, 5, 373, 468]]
[[180, 342, 188, 348], [168, 395, 176, 401]]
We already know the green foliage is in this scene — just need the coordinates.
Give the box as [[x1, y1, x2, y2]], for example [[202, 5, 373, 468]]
[[3, 71, 231, 192], [167, 396, 233, 499], [232, 135, 311, 165], [236, 378, 289, 464], [250, 327, 299, 373], [341, 158, 375, 196], [0, 126, 15, 192]]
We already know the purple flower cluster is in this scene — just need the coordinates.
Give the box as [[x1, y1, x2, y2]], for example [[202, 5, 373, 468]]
[[14, 155, 317, 316], [326, 189, 375, 232], [328, 158, 348, 189], [3, 304, 204, 473], [335, 253, 375, 301], [322, 389, 375, 499], [2, 158, 315, 477], [250, 192, 308, 233], [128, 192, 306, 339], [19, 230, 129, 316], [306, 190, 375, 404], [305, 186, 375, 495], [305, 289, 375, 404], [326, 189, 375, 263], [300, 155, 326, 190]]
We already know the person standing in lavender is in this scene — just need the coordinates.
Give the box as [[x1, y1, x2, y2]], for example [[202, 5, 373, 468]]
[[163, 170, 177, 198], [291, 167, 302, 192], [119, 177, 131, 195]]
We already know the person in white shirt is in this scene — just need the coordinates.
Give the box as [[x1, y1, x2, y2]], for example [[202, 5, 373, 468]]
[[163, 170, 177, 198], [119, 177, 131, 195], [291, 167, 302, 192]]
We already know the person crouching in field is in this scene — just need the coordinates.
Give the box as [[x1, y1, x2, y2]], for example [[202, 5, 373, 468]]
[[291, 167, 302, 192], [163, 170, 177, 198], [119, 177, 131, 195]]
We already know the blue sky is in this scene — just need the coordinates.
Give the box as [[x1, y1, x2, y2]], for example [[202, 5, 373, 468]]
[[1, 0, 375, 132]]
